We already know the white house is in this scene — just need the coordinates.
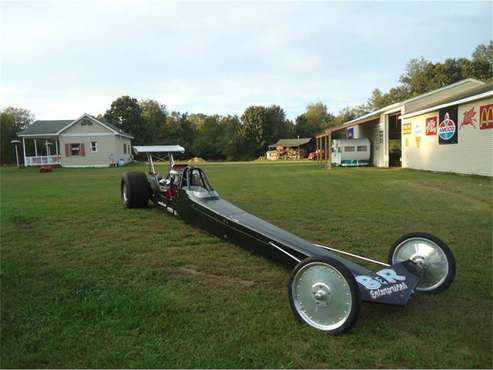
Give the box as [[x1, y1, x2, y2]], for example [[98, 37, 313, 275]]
[[17, 113, 134, 167]]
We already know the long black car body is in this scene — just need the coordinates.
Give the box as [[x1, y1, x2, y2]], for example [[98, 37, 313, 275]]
[[121, 146, 456, 334]]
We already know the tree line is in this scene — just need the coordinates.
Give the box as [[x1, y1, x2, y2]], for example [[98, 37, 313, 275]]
[[1, 42, 491, 163]]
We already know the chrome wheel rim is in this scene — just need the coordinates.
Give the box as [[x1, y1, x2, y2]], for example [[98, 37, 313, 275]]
[[122, 184, 128, 204], [292, 262, 352, 331], [392, 237, 449, 292]]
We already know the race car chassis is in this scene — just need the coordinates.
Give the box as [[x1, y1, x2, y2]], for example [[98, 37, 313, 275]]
[[121, 146, 456, 334]]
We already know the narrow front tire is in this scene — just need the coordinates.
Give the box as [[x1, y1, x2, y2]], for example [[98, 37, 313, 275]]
[[388, 232, 456, 294], [288, 256, 360, 334]]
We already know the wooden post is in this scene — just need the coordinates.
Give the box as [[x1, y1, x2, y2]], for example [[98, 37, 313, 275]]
[[316, 137, 319, 165], [14, 144, 19, 167], [34, 139, 38, 156], [327, 130, 332, 169], [55, 140, 59, 155], [22, 137, 27, 167]]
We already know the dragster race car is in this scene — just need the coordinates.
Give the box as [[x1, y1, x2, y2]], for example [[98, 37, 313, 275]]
[[121, 145, 456, 334]]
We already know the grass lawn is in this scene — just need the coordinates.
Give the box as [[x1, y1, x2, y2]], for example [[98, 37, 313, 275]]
[[1, 162, 492, 368]]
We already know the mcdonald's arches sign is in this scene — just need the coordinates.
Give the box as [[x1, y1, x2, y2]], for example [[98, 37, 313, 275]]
[[480, 104, 493, 130]]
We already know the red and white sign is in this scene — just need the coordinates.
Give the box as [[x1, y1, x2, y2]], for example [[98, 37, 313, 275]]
[[460, 107, 477, 129], [426, 116, 437, 136]]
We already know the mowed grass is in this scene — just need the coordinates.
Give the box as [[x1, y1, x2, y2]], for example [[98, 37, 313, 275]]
[[1, 161, 492, 368]]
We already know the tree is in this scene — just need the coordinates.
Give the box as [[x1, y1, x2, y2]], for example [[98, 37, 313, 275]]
[[163, 112, 196, 154], [220, 115, 245, 160], [295, 102, 336, 137], [139, 99, 167, 144], [264, 105, 290, 145], [104, 96, 145, 143], [238, 105, 290, 159], [240, 106, 267, 159], [0, 107, 34, 164], [472, 41, 493, 81]]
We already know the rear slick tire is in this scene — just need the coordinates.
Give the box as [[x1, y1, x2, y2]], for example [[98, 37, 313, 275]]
[[121, 172, 150, 208]]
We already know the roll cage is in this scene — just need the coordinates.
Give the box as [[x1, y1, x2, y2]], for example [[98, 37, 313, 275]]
[[132, 145, 213, 193]]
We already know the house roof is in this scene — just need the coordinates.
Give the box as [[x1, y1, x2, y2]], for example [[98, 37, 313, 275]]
[[402, 83, 493, 119], [403, 82, 493, 116], [269, 138, 312, 148], [317, 78, 486, 137], [87, 116, 133, 138], [18, 114, 133, 139], [18, 120, 74, 136]]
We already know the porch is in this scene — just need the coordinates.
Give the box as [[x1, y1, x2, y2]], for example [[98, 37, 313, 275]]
[[21, 137, 61, 167]]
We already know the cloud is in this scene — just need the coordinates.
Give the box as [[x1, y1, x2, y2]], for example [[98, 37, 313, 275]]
[[1, 1, 491, 120]]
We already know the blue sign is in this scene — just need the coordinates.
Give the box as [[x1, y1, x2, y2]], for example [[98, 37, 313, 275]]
[[347, 127, 354, 139]]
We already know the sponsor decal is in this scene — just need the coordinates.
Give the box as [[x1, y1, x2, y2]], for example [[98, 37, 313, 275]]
[[347, 127, 354, 139], [438, 105, 458, 144], [480, 104, 493, 130], [415, 136, 421, 148], [460, 107, 477, 129], [369, 282, 408, 299], [356, 268, 408, 299], [402, 122, 412, 135], [414, 122, 422, 136], [426, 116, 438, 135]]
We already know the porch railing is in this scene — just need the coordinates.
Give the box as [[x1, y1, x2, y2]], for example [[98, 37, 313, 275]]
[[25, 155, 61, 166]]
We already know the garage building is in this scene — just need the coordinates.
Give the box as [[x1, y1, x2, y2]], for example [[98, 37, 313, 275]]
[[316, 79, 493, 176]]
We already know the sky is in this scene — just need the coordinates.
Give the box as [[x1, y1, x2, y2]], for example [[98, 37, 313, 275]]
[[1, 1, 491, 120]]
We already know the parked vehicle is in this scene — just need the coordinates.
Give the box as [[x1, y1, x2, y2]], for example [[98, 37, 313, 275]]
[[121, 146, 456, 334], [331, 138, 371, 166]]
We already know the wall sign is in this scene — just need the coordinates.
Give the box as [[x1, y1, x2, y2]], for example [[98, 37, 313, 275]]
[[402, 122, 412, 135], [480, 104, 493, 130], [438, 105, 458, 144], [347, 127, 354, 139], [426, 116, 438, 135], [460, 107, 477, 129]]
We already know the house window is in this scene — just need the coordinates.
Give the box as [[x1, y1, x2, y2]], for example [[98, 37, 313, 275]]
[[91, 141, 97, 152], [357, 145, 367, 152], [123, 143, 127, 154], [70, 143, 81, 156], [344, 146, 355, 152]]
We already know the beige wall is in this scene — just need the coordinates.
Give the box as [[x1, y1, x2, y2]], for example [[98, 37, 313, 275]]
[[60, 135, 117, 167], [113, 136, 133, 163], [58, 116, 133, 167], [401, 97, 493, 177]]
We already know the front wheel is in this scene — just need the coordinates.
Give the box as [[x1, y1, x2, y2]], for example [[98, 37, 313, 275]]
[[388, 232, 456, 294], [288, 256, 360, 334], [121, 172, 150, 208]]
